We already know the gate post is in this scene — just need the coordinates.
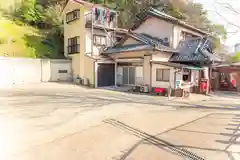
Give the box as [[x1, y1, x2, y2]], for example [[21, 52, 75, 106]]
[[115, 61, 117, 87]]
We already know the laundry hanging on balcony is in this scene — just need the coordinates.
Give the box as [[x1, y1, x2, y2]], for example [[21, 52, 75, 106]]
[[105, 9, 110, 23], [109, 12, 115, 23], [99, 8, 105, 24], [103, 9, 105, 17], [92, 8, 116, 25], [93, 8, 100, 20]]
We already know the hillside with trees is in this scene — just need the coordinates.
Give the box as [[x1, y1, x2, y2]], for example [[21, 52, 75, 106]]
[[0, 0, 227, 58], [0, 0, 65, 58]]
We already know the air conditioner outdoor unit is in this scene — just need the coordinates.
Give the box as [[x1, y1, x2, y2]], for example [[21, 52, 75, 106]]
[[140, 85, 149, 93]]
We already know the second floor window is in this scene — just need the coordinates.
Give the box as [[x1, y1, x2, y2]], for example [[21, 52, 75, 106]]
[[93, 35, 106, 46], [66, 9, 80, 23], [180, 31, 198, 40], [67, 37, 80, 54]]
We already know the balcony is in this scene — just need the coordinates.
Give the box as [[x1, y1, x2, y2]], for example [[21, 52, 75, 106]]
[[85, 12, 117, 30]]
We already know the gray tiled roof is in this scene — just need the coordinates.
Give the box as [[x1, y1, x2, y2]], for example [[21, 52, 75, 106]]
[[169, 37, 221, 63], [176, 37, 202, 55], [102, 32, 178, 55], [101, 44, 153, 54], [201, 50, 221, 62], [129, 32, 179, 53]]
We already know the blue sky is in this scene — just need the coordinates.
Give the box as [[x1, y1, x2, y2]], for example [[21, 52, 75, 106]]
[[194, 0, 240, 50]]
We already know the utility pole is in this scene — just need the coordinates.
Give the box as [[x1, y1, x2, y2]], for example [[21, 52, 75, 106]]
[[168, 83, 171, 100]]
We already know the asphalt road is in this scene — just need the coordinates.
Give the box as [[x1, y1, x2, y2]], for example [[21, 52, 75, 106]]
[[0, 83, 239, 160]]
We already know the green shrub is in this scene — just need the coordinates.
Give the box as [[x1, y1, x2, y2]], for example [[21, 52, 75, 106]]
[[0, 38, 6, 44]]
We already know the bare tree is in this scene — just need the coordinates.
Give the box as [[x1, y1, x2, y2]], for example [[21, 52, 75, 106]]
[[213, 0, 240, 32]]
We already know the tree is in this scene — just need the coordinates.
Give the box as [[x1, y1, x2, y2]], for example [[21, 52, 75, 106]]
[[210, 24, 227, 40], [182, 3, 209, 29], [37, 0, 69, 7], [95, 0, 226, 37], [16, 0, 44, 25], [213, 1, 240, 30], [158, 0, 188, 20], [43, 4, 64, 58], [43, 4, 62, 28], [1, 0, 229, 58], [232, 52, 240, 62], [208, 24, 227, 51], [165, 1, 227, 51]]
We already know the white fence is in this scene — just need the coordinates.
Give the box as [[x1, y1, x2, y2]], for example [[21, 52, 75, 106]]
[[0, 57, 72, 87]]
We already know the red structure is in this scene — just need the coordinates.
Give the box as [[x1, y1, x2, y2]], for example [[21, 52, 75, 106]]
[[200, 78, 208, 94], [213, 63, 240, 91], [153, 87, 165, 96]]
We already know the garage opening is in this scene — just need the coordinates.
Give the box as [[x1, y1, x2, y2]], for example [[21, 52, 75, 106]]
[[97, 63, 115, 87]]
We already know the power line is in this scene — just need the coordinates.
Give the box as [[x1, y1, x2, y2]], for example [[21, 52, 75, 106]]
[[213, 0, 240, 29]]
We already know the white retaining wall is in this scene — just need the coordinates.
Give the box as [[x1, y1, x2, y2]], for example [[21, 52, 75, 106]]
[[0, 57, 72, 87]]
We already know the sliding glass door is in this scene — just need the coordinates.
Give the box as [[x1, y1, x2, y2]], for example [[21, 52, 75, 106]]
[[123, 67, 129, 84], [122, 67, 136, 85], [129, 67, 135, 84]]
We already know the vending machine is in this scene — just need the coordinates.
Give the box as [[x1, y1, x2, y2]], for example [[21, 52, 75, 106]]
[[200, 78, 208, 94]]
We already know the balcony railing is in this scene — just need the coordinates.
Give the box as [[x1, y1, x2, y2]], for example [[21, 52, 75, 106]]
[[85, 13, 117, 29]]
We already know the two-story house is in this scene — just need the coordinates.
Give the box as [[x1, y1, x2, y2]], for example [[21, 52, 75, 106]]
[[63, 0, 127, 87], [101, 7, 221, 94], [63, 1, 220, 94]]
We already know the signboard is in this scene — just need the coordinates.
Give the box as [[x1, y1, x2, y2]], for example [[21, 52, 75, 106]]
[[175, 80, 181, 89]]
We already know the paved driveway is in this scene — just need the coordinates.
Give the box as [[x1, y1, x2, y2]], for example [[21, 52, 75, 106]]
[[0, 83, 240, 160]]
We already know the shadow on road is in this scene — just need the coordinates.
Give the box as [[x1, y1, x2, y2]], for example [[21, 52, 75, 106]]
[[179, 103, 240, 111], [2, 89, 240, 132], [103, 119, 205, 160], [104, 113, 240, 160], [0, 91, 178, 130]]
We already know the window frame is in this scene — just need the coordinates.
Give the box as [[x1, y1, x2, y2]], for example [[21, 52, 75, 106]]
[[156, 69, 170, 82], [66, 9, 80, 24], [181, 31, 199, 40], [93, 34, 107, 46], [67, 36, 80, 54]]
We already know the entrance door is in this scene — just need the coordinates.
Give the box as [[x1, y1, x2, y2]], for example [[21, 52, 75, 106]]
[[129, 67, 135, 84], [122, 67, 136, 85], [97, 63, 115, 87], [123, 67, 129, 84]]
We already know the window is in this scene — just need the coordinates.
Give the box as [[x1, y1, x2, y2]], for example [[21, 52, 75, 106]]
[[67, 37, 80, 54], [220, 73, 228, 82], [156, 69, 170, 81], [93, 35, 106, 46], [182, 68, 191, 82], [180, 31, 198, 40], [66, 9, 80, 23], [183, 75, 189, 81]]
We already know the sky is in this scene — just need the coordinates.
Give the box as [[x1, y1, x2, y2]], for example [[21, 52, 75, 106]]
[[194, 0, 240, 51]]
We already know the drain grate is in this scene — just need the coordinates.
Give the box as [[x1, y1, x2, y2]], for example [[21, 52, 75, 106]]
[[104, 119, 205, 160]]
